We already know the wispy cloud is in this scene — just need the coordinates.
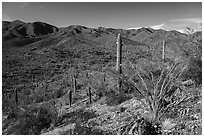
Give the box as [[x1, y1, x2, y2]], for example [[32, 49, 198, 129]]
[[18, 3, 44, 9], [127, 17, 202, 33], [18, 2, 29, 8], [176, 29, 186, 33], [151, 23, 165, 30], [150, 23, 187, 33], [127, 26, 142, 30], [148, 17, 202, 33], [168, 18, 202, 33], [169, 18, 202, 24]]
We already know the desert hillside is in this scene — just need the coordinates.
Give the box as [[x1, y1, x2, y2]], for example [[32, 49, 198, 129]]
[[2, 20, 202, 135]]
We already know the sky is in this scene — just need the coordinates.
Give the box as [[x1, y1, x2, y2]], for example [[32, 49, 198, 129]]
[[2, 2, 202, 33]]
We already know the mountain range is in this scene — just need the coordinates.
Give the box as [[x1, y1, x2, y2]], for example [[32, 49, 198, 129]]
[[2, 20, 201, 60]]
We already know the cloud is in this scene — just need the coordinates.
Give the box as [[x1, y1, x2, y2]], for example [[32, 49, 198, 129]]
[[152, 23, 188, 33], [176, 29, 186, 33], [18, 2, 29, 8], [127, 27, 142, 30], [168, 18, 202, 33], [128, 23, 188, 34], [127, 17, 202, 34], [149, 18, 202, 34], [18, 3, 44, 9], [151, 23, 165, 30], [169, 18, 202, 24]]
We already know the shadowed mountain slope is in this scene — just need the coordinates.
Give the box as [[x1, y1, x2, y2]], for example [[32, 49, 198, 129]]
[[2, 20, 59, 40]]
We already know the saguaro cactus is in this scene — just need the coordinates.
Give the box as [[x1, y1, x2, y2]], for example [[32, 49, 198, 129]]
[[15, 88, 18, 107], [69, 90, 72, 107], [73, 74, 77, 93], [88, 87, 92, 104], [116, 34, 122, 93], [102, 72, 106, 92], [44, 78, 48, 92], [116, 34, 122, 74], [162, 40, 165, 64]]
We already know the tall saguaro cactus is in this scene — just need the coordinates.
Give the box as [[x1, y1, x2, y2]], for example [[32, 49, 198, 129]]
[[15, 88, 18, 107], [69, 90, 72, 107], [116, 34, 122, 73], [88, 87, 92, 104], [116, 34, 122, 93], [73, 74, 77, 93], [162, 40, 165, 64], [101, 72, 106, 95]]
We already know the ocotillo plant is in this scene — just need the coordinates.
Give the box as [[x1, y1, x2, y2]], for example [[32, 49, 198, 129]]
[[69, 90, 72, 107], [116, 34, 122, 93]]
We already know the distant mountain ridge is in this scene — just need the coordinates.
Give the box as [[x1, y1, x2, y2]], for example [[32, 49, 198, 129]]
[[2, 20, 201, 61], [3, 20, 192, 41], [2, 20, 59, 40]]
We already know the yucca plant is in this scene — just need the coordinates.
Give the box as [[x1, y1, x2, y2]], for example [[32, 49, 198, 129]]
[[109, 57, 193, 134], [130, 58, 192, 121]]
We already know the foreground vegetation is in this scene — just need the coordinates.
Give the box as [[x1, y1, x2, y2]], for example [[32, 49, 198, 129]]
[[2, 27, 202, 135]]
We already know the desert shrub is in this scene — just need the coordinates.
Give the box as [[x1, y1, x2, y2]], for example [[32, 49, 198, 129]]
[[132, 118, 162, 135], [105, 89, 132, 106], [8, 103, 58, 135], [85, 71, 107, 100], [30, 86, 65, 103], [117, 116, 162, 135], [58, 109, 97, 125], [183, 57, 202, 86], [53, 88, 65, 98], [56, 108, 103, 134], [29, 89, 45, 103], [2, 91, 26, 120], [4, 102, 18, 120], [104, 68, 144, 105], [86, 69, 134, 104], [70, 123, 112, 135]]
